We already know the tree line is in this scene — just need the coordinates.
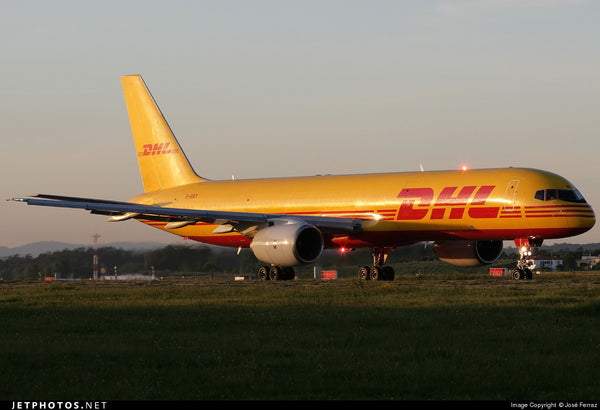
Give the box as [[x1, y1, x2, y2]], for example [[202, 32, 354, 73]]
[[0, 243, 598, 280]]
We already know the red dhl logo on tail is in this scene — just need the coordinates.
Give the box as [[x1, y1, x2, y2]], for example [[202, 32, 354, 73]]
[[396, 186, 499, 220], [138, 142, 179, 157]]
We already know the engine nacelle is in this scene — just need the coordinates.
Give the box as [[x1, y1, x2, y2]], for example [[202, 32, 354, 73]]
[[433, 240, 503, 267], [250, 223, 324, 267]]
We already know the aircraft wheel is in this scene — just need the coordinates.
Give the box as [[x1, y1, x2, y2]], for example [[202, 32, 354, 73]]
[[369, 266, 382, 281], [383, 266, 395, 281], [524, 268, 533, 280], [283, 267, 295, 280], [258, 266, 270, 280], [269, 266, 281, 281], [511, 269, 522, 280], [358, 266, 370, 280]]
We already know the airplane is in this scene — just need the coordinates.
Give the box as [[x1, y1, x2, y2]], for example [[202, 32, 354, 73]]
[[10, 75, 596, 281]]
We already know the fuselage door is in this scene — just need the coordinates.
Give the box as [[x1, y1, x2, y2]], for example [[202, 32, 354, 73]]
[[504, 180, 520, 211]]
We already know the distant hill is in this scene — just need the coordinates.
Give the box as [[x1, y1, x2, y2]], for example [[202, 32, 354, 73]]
[[0, 241, 172, 258], [542, 242, 600, 252]]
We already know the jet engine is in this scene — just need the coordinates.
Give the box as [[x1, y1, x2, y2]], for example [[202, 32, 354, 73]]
[[433, 240, 503, 267], [250, 222, 324, 267]]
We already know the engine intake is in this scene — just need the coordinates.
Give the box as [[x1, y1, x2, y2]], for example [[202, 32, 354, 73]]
[[434, 240, 503, 267], [250, 223, 324, 267]]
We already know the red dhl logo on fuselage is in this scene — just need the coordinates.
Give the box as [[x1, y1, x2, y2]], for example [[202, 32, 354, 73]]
[[396, 186, 499, 220], [137, 142, 179, 157]]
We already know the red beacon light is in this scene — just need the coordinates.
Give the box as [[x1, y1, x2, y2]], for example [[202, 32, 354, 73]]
[[461, 164, 469, 172]]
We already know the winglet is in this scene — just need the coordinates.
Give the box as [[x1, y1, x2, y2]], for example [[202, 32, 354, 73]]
[[121, 75, 205, 192]]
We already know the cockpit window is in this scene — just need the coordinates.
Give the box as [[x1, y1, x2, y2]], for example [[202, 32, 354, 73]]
[[534, 189, 587, 203], [558, 189, 586, 203], [535, 189, 549, 201]]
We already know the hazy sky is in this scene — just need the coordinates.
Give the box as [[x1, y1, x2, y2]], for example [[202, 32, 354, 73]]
[[2, 0, 599, 248]]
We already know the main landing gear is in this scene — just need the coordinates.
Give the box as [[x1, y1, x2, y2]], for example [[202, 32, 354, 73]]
[[358, 247, 395, 281], [510, 238, 541, 280], [257, 265, 295, 281]]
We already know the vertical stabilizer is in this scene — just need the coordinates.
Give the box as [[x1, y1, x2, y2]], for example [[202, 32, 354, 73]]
[[121, 74, 205, 192]]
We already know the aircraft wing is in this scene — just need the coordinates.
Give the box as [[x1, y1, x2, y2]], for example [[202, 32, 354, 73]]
[[10, 194, 363, 237]]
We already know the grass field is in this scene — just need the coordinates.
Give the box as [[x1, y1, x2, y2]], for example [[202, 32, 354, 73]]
[[1, 272, 599, 401]]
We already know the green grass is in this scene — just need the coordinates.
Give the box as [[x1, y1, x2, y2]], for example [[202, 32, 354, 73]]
[[1, 272, 599, 400]]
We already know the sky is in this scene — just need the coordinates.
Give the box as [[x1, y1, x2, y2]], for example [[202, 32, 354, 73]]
[[1, 0, 599, 248]]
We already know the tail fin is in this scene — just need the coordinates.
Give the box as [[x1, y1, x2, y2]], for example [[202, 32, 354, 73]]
[[121, 74, 205, 192]]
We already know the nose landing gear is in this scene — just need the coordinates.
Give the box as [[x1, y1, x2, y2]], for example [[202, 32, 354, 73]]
[[510, 238, 542, 280]]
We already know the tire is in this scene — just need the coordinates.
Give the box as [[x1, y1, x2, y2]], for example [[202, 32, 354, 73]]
[[383, 266, 395, 281], [358, 266, 370, 280], [269, 266, 281, 281], [511, 269, 522, 280], [283, 267, 295, 280], [369, 266, 382, 281], [258, 266, 269, 281]]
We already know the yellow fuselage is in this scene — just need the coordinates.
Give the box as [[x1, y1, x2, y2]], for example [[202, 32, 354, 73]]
[[129, 167, 595, 249]]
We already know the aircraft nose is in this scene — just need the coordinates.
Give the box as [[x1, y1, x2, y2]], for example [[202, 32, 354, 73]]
[[586, 205, 595, 229], [572, 203, 596, 233]]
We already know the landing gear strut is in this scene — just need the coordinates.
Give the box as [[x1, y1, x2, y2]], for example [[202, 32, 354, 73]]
[[358, 247, 395, 281], [510, 238, 541, 280]]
